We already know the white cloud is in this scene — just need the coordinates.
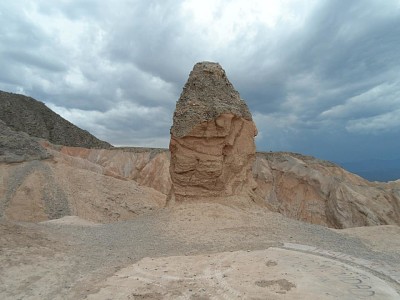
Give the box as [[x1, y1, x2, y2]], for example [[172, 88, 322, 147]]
[[346, 109, 400, 134], [321, 82, 400, 119]]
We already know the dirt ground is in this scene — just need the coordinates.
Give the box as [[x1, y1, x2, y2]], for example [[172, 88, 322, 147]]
[[1, 202, 400, 299]]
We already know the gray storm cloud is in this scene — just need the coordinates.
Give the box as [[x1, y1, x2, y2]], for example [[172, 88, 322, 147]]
[[0, 0, 399, 161]]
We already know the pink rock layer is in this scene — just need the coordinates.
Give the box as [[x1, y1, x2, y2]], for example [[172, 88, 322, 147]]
[[169, 113, 258, 202]]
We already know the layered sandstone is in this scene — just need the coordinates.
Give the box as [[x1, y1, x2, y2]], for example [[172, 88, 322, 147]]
[[253, 152, 400, 228], [0, 150, 165, 223], [52, 145, 171, 195], [168, 62, 258, 202]]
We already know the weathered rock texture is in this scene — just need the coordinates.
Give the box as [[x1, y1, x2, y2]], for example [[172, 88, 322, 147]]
[[54, 146, 171, 195], [0, 90, 112, 148], [53, 147, 399, 229], [46, 147, 399, 229], [0, 120, 50, 162], [169, 62, 257, 201], [253, 152, 400, 228], [0, 147, 165, 223]]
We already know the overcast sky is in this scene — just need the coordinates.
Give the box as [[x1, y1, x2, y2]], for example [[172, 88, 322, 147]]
[[1, 0, 400, 163]]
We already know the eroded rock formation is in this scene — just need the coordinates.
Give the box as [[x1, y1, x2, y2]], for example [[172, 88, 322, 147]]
[[253, 152, 400, 228], [0, 147, 165, 223], [168, 62, 258, 202]]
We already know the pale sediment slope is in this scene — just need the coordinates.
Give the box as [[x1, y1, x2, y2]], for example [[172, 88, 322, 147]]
[[1, 202, 399, 299], [0, 149, 165, 223], [31, 144, 400, 229], [254, 152, 400, 228], [53, 145, 171, 195]]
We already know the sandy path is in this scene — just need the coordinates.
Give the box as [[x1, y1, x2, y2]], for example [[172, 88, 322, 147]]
[[1, 202, 399, 299]]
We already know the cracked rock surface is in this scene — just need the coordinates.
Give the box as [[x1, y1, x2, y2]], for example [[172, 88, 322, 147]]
[[169, 62, 257, 201]]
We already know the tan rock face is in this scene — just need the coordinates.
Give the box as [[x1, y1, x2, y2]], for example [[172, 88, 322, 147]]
[[170, 113, 257, 200], [0, 144, 168, 223], [253, 152, 400, 228], [52, 145, 171, 195], [169, 62, 257, 201]]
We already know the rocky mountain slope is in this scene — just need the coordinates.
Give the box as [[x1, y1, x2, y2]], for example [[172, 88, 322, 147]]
[[0, 90, 111, 148], [0, 120, 50, 162]]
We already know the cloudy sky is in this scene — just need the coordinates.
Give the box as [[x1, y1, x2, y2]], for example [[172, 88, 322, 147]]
[[1, 0, 400, 163]]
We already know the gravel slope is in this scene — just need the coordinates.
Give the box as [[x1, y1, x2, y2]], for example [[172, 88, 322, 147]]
[[1, 202, 399, 299]]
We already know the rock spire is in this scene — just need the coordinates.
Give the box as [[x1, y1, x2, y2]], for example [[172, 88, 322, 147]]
[[168, 62, 258, 202]]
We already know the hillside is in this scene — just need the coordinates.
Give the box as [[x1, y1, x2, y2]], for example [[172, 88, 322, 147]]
[[0, 120, 50, 162], [0, 90, 111, 149]]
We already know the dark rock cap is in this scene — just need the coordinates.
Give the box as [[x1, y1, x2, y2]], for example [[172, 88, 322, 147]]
[[171, 62, 253, 137]]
